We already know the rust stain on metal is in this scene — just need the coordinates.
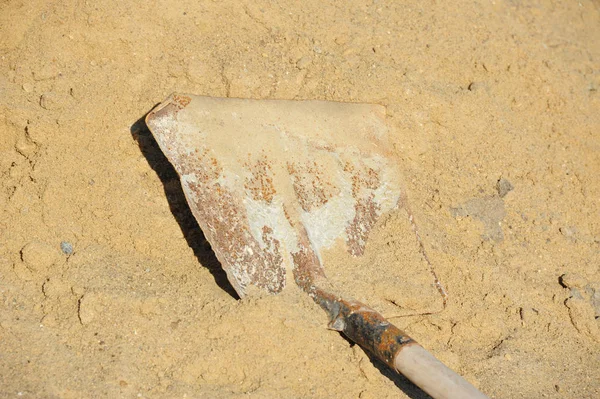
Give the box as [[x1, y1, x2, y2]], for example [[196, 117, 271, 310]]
[[342, 159, 384, 256], [287, 161, 337, 212], [346, 194, 380, 256], [172, 94, 191, 109], [184, 177, 286, 294], [344, 161, 381, 196], [291, 226, 327, 293], [245, 155, 277, 203]]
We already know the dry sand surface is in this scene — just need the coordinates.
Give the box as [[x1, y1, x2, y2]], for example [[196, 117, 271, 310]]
[[1, 1, 600, 398]]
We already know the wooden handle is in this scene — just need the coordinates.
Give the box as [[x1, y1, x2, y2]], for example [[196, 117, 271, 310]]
[[394, 344, 489, 399], [314, 291, 489, 399]]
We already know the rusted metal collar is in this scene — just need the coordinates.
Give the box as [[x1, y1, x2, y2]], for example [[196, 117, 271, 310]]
[[313, 288, 415, 369]]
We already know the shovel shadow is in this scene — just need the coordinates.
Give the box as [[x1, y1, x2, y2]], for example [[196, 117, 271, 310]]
[[130, 113, 239, 299]]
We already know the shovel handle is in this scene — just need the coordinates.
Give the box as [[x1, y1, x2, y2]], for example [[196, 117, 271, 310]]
[[317, 293, 489, 399], [393, 343, 489, 399]]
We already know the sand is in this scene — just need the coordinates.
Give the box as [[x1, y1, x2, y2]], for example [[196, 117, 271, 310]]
[[1, 0, 599, 398]]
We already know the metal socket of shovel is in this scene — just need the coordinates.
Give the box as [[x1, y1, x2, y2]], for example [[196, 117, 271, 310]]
[[145, 93, 489, 399]]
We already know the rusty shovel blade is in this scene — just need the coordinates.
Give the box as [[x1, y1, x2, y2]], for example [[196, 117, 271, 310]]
[[145, 93, 404, 297]]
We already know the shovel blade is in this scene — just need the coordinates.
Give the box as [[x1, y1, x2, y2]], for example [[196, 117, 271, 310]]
[[145, 94, 403, 297]]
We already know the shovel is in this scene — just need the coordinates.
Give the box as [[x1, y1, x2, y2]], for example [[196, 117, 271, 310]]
[[145, 93, 489, 399]]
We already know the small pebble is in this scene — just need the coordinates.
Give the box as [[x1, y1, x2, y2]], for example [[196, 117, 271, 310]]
[[296, 56, 312, 69], [559, 226, 577, 238], [559, 273, 588, 289], [496, 178, 514, 198], [590, 285, 600, 317], [359, 391, 376, 399], [15, 136, 37, 158], [22, 82, 34, 92], [60, 241, 73, 255], [25, 123, 47, 143], [21, 241, 60, 272], [39, 92, 63, 110]]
